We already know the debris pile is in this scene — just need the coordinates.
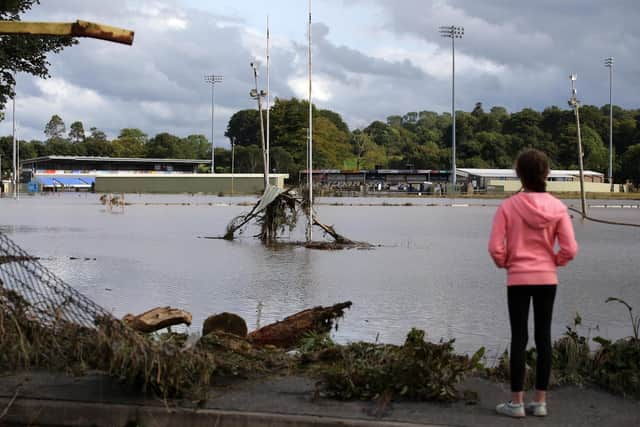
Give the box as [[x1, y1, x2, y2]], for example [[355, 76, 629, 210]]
[[223, 185, 369, 248]]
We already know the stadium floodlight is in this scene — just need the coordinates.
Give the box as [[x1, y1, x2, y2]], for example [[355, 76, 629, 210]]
[[438, 25, 464, 186], [204, 74, 224, 173], [604, 57, 614, 191]]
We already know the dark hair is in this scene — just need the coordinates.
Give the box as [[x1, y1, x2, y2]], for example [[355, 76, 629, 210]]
[[515, 149, 549, 192]]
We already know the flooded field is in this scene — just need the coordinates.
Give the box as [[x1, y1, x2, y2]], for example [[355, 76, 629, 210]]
[[1, 192, 639, 358]]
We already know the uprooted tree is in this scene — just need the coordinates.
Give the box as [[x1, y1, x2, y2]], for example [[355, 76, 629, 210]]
[[223, 185, 367, 248]]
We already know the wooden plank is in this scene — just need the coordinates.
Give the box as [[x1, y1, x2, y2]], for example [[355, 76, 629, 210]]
[[0, 20, 134, 45]]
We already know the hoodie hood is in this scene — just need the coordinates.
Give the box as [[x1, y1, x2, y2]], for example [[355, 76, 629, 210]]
[[510, 192, 567, 229]]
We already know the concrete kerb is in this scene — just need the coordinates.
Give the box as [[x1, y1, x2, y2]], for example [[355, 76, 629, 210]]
[[0, 397, 446, 427]]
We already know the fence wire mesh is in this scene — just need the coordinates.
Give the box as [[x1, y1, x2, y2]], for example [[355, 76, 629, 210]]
[[0, 231, 113, 328]]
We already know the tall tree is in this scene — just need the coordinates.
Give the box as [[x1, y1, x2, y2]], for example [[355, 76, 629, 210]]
[[68, 121, 85, 143], [44, 114, 65, 140], [0, 1, 77, 111], [111, 128, 147, 158], [224, 109, 260, 147]]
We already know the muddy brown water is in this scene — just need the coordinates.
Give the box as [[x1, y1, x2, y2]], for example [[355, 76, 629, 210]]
[[1, 193, 639, 359]]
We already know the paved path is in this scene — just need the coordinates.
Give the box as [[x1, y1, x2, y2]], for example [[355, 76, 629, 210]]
[[0, 371, 638, 426]]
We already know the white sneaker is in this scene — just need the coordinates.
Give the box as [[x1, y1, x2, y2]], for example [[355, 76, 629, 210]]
[[525, 401, 547, 417], [496, 401, 525, 418]]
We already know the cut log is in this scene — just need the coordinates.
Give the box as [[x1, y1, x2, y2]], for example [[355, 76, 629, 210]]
[[202, 312, 248, 337], [248, 301, 352, 348], [123, 306, 192, 333]]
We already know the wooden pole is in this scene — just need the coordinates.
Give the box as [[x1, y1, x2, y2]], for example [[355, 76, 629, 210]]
[[0, 20, 134, 45]]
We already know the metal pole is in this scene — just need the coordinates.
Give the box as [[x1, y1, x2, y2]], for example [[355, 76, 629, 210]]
[[12, 93, 16, 199], [266, 16, 270, 178], [251, 63, 268, 190], [605, 57, 614, 191], [231, 140, 235, 196], [451, 34, 456, 186], [211, 82, 215, 173], [307, 0, 313, 242], [569, 74, 587, 218], [205, 75, 223, 174], [609, 64, 613, 191], [439, 26, 463, 187]]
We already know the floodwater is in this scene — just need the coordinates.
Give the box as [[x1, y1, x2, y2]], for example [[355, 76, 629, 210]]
[[1, 192, 639, 358]]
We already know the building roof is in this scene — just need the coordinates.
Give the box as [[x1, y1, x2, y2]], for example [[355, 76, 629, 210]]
[[21, 156, 211, 165], [458, 168, 603, 178]]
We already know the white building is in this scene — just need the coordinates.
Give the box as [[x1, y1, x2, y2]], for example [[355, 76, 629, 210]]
[[458, 168, 622, 193]]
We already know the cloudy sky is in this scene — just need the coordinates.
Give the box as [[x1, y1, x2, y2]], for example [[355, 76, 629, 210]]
[[1, 0, 638, 145]]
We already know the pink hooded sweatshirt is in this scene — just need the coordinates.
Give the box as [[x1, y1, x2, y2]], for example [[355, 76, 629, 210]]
[[489, 192, 578, 286]]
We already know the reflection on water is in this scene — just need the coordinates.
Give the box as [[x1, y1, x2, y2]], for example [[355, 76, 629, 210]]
[[1, 193, 639, 358]]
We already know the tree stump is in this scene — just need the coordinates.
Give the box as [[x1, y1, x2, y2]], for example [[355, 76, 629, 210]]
[[202, 312, 248, 337]]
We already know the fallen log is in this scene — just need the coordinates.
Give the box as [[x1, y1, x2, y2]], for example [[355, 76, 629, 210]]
[[248, 301, 352, 348], [123, 306, 192, 333], [313, 219, 354, 245]]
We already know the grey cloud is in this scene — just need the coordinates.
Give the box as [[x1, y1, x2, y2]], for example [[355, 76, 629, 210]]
[[3, 0, 639, 143], [291, 22, 427, 85]]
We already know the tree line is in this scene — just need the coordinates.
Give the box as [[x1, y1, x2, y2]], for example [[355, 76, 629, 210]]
[[226, 98, 640, 184], [1, 99, 640, 184]]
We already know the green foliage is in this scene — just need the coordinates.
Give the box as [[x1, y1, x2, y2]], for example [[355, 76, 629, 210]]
[[620, 144, 640, 185], [592, 336, 640, 398], [5, 96, 640, 184], [68, 121, 85, 144], [316, 328, 484, 401], [0, 1, 77, 111], [605, 297, 640, 340], [44, 114, 65, 140], [487, 304, 640, 398]]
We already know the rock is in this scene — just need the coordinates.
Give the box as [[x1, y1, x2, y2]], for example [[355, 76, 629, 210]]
[[202, 312, 248, 337]]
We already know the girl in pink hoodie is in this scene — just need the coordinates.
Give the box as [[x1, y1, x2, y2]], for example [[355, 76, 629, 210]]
[[489, 149, 578, 418]]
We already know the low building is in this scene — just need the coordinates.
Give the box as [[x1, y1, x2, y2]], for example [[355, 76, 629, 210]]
[[458, 168, 620, 193], [302, 169, 450, 192], [302, 167, 620, 193], [20, 156, 288, 194]]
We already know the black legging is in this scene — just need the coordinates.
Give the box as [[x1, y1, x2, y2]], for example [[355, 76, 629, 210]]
[[507, 285, 557, 392]]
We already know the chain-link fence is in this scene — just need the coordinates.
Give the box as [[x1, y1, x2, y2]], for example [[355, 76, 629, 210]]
[[0, 231, 112, 328]]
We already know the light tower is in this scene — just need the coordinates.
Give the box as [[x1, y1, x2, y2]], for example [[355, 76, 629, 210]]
[[438, 25, 464, 186], [204, 74, 223, 173], [604, 57, 614, 191]]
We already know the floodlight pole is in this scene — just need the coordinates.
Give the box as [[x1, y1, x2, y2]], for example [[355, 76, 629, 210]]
[[604, 57, 614, 192], [307, 0, 313, 242], [205, 74, 223, 174], [266, 16, 270, 178], [568, 74, 587, 218], [439, 25, 464, 187]]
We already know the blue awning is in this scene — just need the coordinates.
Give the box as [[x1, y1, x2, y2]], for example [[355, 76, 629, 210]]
[[36, 177, 62, 187]]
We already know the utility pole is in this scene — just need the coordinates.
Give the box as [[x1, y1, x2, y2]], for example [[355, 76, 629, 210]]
[[568, 74, 587, 218], [604, 57, 614, 192], [439, 25, 464, 187], [204, 74, 223, 174], [250, 62, 268, 190]]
